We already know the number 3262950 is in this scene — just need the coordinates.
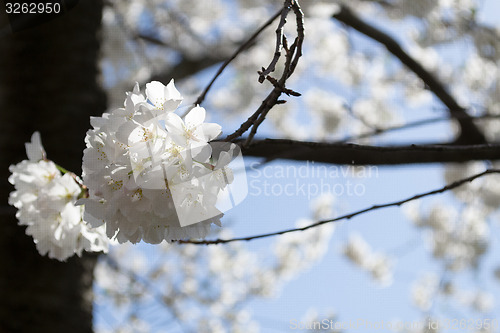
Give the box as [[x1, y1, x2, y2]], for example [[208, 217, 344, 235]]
[[5, 2, 61, 14]]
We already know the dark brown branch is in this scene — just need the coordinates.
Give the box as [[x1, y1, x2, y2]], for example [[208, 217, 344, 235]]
[[240, 139, 500, 165], [134, 33, 172, 48], [177, 169, 500, 245], [194, 9, 282, 106], [332, 5, 486, 145]]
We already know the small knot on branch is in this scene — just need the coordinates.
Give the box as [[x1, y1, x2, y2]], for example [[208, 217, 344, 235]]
[[265, 75, 301, 96]]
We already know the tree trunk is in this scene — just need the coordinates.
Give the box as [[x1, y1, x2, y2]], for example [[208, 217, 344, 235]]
[[0, 1, 106, 332]]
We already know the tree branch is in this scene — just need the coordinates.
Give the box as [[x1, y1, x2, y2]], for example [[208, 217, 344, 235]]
[[332, 5, 487, 145], [178, 169, 500, 245], [240, 139, 500, 165]]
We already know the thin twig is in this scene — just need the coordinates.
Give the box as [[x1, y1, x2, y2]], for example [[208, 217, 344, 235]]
[[224, 88, 282, 142], [288, 1, 305, 76], [194, 9, 282, 106], [258, 0, 293, 83], [177, 169, 500, 245], [163, 3, 210, 51], [337, 113, 500, 144], [345, 103, 380, 131], [243, 106, 273, 148]]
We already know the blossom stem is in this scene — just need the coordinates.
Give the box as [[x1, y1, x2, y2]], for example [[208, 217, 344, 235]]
[[55, 163, 71, 175], [55, 163, 87, 196]]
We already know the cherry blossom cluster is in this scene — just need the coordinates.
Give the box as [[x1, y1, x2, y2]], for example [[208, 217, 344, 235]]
[[411, 273, 494, 313], [8, 132, 108, 261], [341, 233, 393, 286], [406, 202, 488, 272], [81, 80, 233, 244]]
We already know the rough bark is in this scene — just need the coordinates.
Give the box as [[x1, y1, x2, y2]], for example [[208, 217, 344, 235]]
[[0, 1, 105, 332]]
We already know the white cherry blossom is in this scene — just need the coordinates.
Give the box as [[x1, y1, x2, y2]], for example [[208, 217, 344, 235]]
[[165, 105, 222, 148], [145, 79, 183, 112], [82, 81, 231, 244], [8, 132, 108, 261]]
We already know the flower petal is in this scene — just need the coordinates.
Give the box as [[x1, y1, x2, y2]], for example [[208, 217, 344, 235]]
[[145, 81, 166, 109], [185, 106, 206, 127], [162, 79, 183, 111], [201, 123, 222, 141], [25, 132, 46, 162]]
